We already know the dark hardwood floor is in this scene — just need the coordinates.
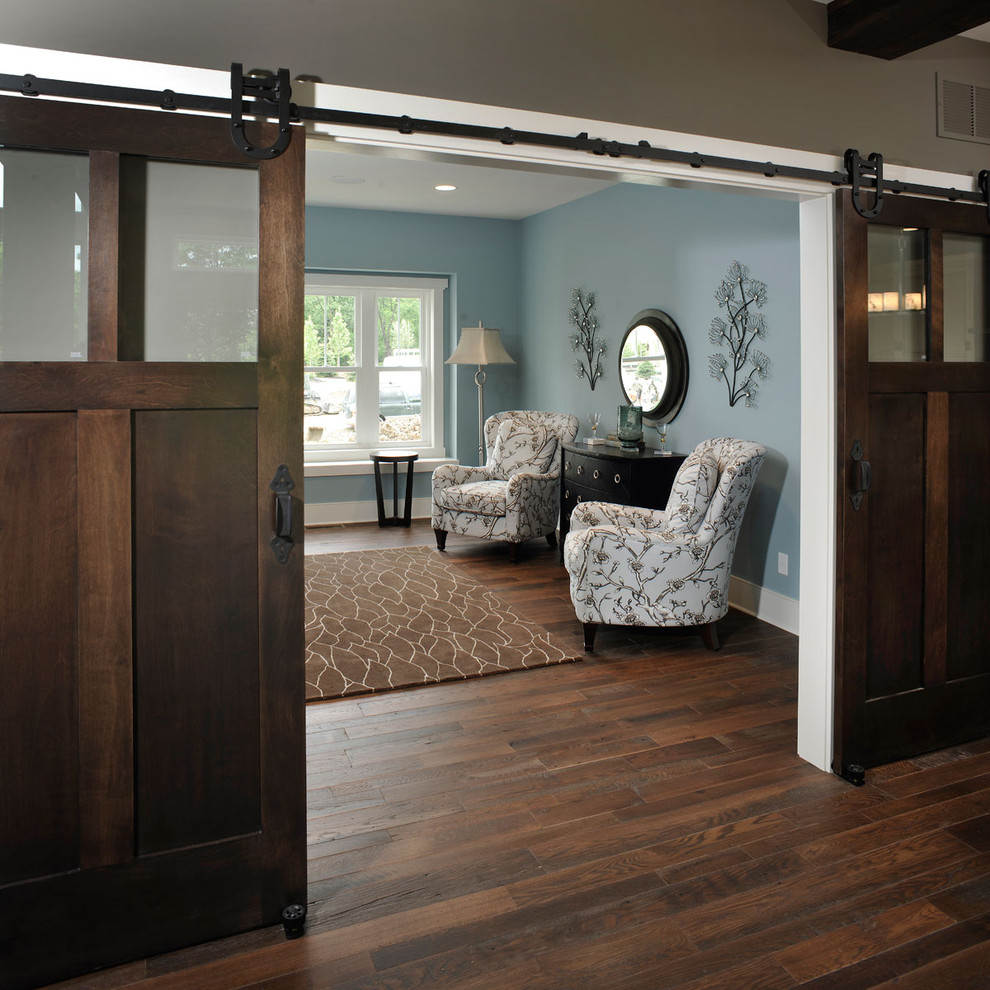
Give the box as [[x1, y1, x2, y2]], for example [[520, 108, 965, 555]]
[[48, 521, 990, 989]]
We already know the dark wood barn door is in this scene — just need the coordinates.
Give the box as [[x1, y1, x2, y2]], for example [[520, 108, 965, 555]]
[[835, 191, 990, 775], [0, 98, 306, 989]]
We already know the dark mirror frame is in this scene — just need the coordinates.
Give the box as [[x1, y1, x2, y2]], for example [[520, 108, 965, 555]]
[[618, 308, 689, 422]]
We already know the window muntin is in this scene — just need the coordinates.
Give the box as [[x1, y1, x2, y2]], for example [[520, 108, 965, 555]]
[[303, 274, 446, 460]]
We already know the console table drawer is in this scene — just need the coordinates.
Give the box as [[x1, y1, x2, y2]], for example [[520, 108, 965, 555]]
[[562, 480, 614, 516], [564, 461, 631, 501]]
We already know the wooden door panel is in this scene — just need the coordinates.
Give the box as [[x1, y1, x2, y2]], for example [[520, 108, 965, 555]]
[[0, 414, 79, 885], [947, 392, 990, 680], [0, 361, 258, 411], [866, 393, 926, 699], [134, 409, 261, 854], [0, 836, 265, 989], [862, 678, 990, 768], [78, 409, 134, 868]]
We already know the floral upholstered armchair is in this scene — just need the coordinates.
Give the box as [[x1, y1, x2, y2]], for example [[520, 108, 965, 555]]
[[432, 410, 579, 562], [563, 437, 767, 652]]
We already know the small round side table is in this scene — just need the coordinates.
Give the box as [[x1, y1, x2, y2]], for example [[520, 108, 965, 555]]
[[370, 450, 419, 527]]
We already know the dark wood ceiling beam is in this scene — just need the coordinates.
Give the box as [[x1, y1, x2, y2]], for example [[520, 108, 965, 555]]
[[828, 0, 990, 59]]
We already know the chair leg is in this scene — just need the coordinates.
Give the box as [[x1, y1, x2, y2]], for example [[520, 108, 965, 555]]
[[507, 542, 520, 564], [583, 622, 598, 653], [546, 530, 558, 549], [700, 621, 720, 651], [434, 528, 447, 551]]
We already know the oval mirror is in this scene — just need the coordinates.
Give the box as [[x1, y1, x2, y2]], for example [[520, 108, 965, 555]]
[[618, 309, 689, 422]]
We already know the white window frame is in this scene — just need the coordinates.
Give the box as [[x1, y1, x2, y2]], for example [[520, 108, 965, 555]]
[[303, 273, 447, 462]]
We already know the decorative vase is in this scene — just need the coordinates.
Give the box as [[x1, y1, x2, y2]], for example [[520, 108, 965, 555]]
[[617, 404, 642, 449]]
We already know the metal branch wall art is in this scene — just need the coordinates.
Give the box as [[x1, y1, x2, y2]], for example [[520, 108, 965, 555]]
[[568, 287, 606, 390], [708, 260, 771, 408]]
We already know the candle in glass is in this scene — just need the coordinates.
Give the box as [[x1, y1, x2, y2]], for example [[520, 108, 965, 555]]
[[617, 405, 643, 448]]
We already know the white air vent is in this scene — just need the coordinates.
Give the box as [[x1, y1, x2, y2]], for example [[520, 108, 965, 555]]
[[937, 74, 990, 145]]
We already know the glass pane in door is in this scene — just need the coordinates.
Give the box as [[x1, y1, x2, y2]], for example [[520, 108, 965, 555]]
[[0, 149, 89, 361], [867, 226, 927, 362], [119, 159, 259, 361], [944, 232, 990, 362]]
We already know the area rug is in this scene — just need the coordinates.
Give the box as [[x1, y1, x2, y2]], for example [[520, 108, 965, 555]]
[[305, 546, 580, 700]]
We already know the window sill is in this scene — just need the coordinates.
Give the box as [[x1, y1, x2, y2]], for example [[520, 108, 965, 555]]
[[304, 456, 456, 478]]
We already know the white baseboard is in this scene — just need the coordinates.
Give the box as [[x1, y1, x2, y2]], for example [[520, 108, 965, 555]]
[[729, 574, 799, 635], [305, 497, 433, 527]]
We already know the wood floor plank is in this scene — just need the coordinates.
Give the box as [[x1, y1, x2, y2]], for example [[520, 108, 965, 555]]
[[668, 955, 798, 990], [675, 831, 976, 950], [877, 910, 990, 978], [772, 899, 955, 982], [867, 938, 990, 988]]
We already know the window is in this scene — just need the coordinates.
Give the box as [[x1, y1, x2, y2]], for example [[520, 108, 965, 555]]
[[303, 274, 447, 460]]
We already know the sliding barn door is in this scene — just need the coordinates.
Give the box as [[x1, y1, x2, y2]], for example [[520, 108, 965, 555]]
[[835, 191, 990, 775], [0, 98, 306, 989]]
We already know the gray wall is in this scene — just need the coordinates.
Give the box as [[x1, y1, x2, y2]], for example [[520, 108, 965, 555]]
[[13, 0, 990, 176]]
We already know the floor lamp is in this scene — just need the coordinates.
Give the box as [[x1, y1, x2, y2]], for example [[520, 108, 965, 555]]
[[446, 322, 516, 461]]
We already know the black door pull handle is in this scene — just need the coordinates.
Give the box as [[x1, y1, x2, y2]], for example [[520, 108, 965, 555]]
[[858, 458, 872, 495], [850, 440, 871, 511], [269, 465, 295, 563], [275, 491, 292, 538]]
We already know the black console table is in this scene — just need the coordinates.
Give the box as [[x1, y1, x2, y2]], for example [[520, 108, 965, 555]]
[[559, 442, 686, 559]]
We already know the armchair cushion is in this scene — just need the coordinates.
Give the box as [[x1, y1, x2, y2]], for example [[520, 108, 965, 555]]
[[489, 420, 558, 479], [436, 479, 507, 517]]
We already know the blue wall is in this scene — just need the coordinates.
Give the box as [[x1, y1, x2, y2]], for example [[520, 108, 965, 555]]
[[520, 183, 801, 599], [305, 205, 523, 504], [303, 187, 801, 602]]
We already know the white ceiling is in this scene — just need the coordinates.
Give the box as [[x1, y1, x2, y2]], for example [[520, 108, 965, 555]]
[[305, 143, 618, 219]]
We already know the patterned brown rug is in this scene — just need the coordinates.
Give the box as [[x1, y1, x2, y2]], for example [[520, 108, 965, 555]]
[[305, 546, 580, 701]]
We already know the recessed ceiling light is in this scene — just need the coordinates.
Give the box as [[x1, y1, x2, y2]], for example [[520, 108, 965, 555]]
[[434, 184, 457, 192], [330, 175, 365, 184]]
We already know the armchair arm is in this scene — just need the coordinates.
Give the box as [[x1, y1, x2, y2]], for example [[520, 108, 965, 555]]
[[504, 469, 560, 539], [432, 463, 488, 499], [569, 501, 667, 535]]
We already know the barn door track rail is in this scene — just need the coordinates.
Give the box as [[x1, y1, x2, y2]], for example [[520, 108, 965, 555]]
[[1, 62, 987, 221]]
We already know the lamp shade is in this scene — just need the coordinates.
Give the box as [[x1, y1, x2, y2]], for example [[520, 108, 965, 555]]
[[446, 323, 516, 366]]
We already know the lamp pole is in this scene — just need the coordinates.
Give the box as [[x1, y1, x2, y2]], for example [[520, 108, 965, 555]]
[[474, 365, 487, 461], [445, 323, 516, 463]]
